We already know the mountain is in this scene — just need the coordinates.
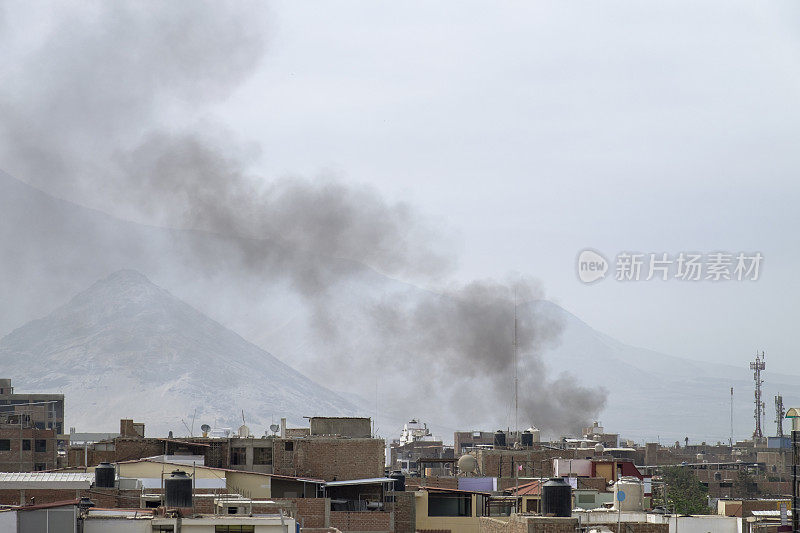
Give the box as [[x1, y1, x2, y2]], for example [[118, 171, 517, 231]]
[[0, 269, 362, 434], [1, 169, 798, 443]]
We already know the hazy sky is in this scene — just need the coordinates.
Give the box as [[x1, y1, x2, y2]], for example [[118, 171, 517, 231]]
[[3, 1, 799, 378], [212, 1, 800, 372]]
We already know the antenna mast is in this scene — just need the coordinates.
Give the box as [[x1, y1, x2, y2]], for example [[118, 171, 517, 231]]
[[730, 387, 734, 448], [750, 351, 766, 439], [775, 394, 785, 438], [513, 293, 518, 443]]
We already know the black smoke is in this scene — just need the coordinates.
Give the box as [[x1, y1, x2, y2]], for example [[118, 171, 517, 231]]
[[0, 1, 605, 435]]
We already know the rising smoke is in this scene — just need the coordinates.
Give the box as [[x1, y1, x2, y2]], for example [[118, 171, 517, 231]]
[[0, 2, 605, 435]]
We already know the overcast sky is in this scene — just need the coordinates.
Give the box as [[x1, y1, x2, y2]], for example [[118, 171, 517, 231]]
[[201, 1, 799, 372], [4, 1, 799, 375]]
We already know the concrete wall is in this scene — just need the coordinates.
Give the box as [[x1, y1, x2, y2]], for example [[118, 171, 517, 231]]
[[414, 490, 482, 533], [226, 470, 271, 498], [85, 517, 150, 533], [310, 418, 371, 438], [0, 510, 15, 531], [647, 514, 739, 533]]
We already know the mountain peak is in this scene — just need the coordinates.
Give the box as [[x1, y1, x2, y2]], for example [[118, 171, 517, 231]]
[[103, 269, 152, 284], [0, 272, 359, 432]]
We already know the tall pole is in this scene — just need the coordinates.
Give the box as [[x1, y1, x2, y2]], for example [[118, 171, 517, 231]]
[[514, 295, 518, 443], [750, 351, 766, 439], [513, 294, 519, 494], [730, 387, 734, 450]]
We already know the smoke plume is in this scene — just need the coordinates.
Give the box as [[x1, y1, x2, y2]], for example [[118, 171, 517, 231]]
[[0, 1, 605, 434]]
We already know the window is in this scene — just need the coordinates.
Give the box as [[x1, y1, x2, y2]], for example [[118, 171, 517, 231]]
[[284, 441, 294, 451], [253, 447, 271, 465], [34, 463, 46, 471], [230, 447, 246, 465], [214, 526, 254, 533], [428, 494, 472, 517], [35, 439, 47, 452], [0, 439, 9, 451], [22, 440, 31, 451]]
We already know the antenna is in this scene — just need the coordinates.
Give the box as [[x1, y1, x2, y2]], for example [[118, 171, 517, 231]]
[[513, 291, 518, 444], [729, 387, 734, 449], [191, 408, 197, 437], [242, 410, 246, 425], [750, 350, 766, 439], [775, 394, 785, 438], [181, 419, 192, 437]]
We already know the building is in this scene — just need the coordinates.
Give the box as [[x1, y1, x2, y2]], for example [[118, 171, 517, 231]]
[[0, 379, 64, 435], [414, 486, 490, 533], [0, 501, 298, 533], [0, 414, 58, 472]]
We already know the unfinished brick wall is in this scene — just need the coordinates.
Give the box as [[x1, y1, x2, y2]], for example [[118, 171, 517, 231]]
[[480, 517, 524, 533], [279, 497, 328, 528], [329, 510, 391, 532], [577, 477, 609, 492], [480, 516, 578, 533], [0, 487, 144, 508], [390, 491, 415, 533], [272, 438, 385, 481], [477, 449, 581, 479], [592, 523, 667, 533], [405, 476, 458, 491]]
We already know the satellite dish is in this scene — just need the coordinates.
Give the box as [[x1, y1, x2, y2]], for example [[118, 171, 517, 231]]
[[269, 424, 280, 434], [200, 424, 211, 433]]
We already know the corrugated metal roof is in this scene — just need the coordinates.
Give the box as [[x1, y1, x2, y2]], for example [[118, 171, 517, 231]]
[[0, 472, 94, 482], [0, 472, 94, 489], [752, 510, 793, 517]]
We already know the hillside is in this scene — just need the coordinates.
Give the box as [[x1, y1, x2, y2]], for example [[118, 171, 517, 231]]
[[0, 269, 362, 434]]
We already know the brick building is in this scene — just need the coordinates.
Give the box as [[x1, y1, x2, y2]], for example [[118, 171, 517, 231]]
[[0, 378, 64, 434], [0, 416, 58, 471], [272, 436, 386, 481]]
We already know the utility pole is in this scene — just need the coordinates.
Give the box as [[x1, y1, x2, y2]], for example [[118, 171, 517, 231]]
[[750, 351, 766, 439]]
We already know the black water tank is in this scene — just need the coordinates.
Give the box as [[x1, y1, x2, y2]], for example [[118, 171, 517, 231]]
[[165, 470, 193, 508], [493, 430, 506, 448], [94, 462, 116, 488], [521, 430, 534, 447], [389, 472, 405, 492], [541, 477, 572, 517]]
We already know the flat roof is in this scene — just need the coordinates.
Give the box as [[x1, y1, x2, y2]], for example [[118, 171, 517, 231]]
[[325, 477, 396, 487], [418, 485, 491, 496], [116, 458, 324, 482]]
